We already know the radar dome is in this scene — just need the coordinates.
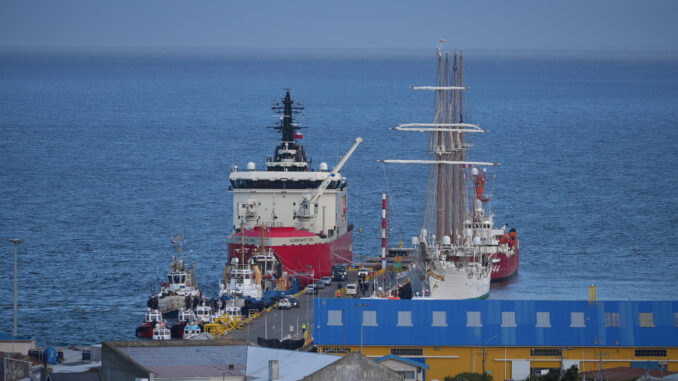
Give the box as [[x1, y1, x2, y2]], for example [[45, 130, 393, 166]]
[[319, 162, 328, 171], [412, 237, 419, 245], [442, 235, 451, 245], [471, 167, 479, 175], [247, 162, 256, 171], [473, 236, 481, 245]]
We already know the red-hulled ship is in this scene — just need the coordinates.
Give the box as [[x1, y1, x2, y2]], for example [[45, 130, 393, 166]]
[[227, 91, 361, 284], [470, 167, 519, 281]]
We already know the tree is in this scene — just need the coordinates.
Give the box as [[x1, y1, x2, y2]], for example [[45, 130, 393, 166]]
[[445, 372, 494, 381]]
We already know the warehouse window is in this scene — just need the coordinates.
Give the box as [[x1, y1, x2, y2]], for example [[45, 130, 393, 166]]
[[397, 311, 413, 327], [391, 348, 423, 356], [432, 311, 447, 327], [363, 310, 378, 326], [635, 349, 667, 357], [467, 311, 482, 327], [502, 311, 517, 327], [323, 347, 351, 354], [570, 312, 586, 327], [606, 312, 620, 327], [328, 310, 343, 326], [639, 313, 655, 327], [536, 312, 551, 328], [531, 348, 562, 356]]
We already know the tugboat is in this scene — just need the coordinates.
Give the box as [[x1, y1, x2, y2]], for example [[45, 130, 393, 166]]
[[226, 91, 362, 283], [147, 233, 202, 318], [135, 308, 165, 339], [152, 321, 171, 341], [382, 44, 517, 299]]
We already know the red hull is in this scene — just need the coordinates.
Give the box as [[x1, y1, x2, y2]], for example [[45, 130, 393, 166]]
[[490, 247, 519, 281], [227, 227, 353, 283]]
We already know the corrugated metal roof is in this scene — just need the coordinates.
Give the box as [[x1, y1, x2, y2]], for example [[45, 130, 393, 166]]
[[118, 345, 247, 378], [315, 299, 678, 347], [115, 344, 341, 380]]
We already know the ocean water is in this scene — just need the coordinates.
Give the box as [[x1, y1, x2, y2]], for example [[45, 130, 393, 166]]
[[1, 48, 677, 347]]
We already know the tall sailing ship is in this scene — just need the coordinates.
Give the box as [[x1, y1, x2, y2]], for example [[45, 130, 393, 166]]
[[226, 91, 361, 283], [382, 44, 518, 299]]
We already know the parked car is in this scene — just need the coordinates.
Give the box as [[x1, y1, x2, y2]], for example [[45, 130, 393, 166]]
[[345, 283, 357, 295], [306, 284, 317, 294], [285, 296, 299, 308], [333, 269, 347, 281], [321, 276, 332, 285], [314, 280, 325, 289], [277, 298, 291, 310], [358, 267, 369, 277]]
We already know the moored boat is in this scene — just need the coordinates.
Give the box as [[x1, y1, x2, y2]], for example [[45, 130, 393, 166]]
[[382, 43, 513, 299], [226, 91, 361, 282]]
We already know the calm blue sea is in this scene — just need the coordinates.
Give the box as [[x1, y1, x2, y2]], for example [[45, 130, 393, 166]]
[[1, 48, 677, 347]]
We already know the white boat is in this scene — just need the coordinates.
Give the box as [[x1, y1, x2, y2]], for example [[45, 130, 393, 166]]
[[194, 301, 213, 324], [183, 322, 202, 339], [152, 321, 171, 340], [177, 307, 195, 322], [148, 233, 203, 318], [382, 43, 493, 299]]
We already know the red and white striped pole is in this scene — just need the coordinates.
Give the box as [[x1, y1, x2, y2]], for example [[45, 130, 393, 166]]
[[381, 193, 388, 270]]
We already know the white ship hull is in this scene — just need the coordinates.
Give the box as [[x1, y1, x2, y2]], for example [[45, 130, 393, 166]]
[[428, 262, 491, 300]]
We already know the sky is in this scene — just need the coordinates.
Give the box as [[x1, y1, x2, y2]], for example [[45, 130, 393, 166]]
[[1, 0, 677, 52]]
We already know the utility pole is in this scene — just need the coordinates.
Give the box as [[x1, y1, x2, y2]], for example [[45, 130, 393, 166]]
[[597, 351, 608, 381], [7, 238, 23, 355]]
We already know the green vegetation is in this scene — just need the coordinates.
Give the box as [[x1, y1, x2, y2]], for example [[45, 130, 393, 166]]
[[445, 372, 494, 381], [445, 366, 579, 381]]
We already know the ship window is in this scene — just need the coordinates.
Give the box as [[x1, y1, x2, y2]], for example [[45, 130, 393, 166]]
[[466, 311, 482, 327], [432, 311, 447, 327], [181, 275, 185, 283], [363, 311, 378, 326], [328, 310, 343, 326], [570, 312, 586, 327], [397, 311, 413, 327], [536, 312, 551, 327], [501, 311, 517, 327], [606, 312, 620, 327], [639, 313, 655, 327]]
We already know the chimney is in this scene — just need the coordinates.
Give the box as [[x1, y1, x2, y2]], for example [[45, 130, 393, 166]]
[[268, 359, 279, 380]]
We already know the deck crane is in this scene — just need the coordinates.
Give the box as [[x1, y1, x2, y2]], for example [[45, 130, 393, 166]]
[[296, 137, 363, 227]]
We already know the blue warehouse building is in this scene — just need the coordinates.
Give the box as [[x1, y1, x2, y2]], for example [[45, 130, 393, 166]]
[[314, 298, 678, 381]]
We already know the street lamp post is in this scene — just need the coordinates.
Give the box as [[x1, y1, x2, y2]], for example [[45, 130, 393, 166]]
[[7, 238, 23, 355]]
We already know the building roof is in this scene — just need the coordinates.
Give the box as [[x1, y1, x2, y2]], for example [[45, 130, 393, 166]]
[[315, 299, 678, 347], [374, 354, 430, 369], [303, 351, 402, 381], [117, 345, 247, 378], [109, 341, 341, 380]]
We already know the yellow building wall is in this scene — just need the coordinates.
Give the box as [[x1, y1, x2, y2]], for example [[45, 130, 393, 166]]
[[321, 345, 678, 381]]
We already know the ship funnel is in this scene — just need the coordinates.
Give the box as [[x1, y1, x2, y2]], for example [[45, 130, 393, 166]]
[[319, 162, 328, 171], [442, 235, 451, 245], [247, 162, 256, 171]]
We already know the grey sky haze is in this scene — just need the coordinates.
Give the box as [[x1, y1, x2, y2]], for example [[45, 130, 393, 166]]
[[1, 0, 677, 52]]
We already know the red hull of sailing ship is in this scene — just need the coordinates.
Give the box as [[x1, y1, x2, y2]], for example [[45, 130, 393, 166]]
[[227, 227, 353, 282], [491, 247, 519, 281]]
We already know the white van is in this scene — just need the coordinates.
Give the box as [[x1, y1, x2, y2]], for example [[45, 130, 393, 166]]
[[345, 283, 357, 295]]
